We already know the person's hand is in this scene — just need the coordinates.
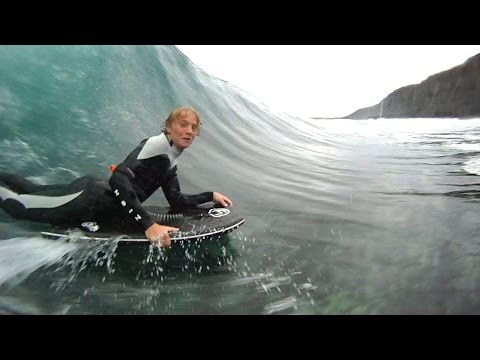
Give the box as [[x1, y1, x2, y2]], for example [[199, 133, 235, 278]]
[[145, 223, 179, 247], [213, 192, 233, 207]]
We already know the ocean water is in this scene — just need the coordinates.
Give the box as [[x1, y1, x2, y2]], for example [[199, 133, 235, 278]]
[[1, 45, 480, 314]]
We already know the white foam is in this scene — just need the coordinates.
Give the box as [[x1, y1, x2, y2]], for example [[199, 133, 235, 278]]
[[463, 156, 480, 175], [0, 236, 78, 289]]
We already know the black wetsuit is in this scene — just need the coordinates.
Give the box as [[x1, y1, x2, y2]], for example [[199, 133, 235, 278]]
[[0, 132, 213, 230]]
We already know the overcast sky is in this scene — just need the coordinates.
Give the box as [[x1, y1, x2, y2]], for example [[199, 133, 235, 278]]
[[176, 45, 480, 119]]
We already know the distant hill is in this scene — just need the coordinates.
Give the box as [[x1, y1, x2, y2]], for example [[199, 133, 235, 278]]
[[345, 53, 480, 119]]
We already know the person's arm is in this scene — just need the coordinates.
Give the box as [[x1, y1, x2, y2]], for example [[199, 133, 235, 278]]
[[162, 167, 212, 209], [163, 167, 233, 208], [109, 166, 155, 231], [109, 168, 178, 246]]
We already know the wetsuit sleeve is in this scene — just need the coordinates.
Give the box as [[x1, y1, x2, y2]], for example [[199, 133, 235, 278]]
[[163, 167, 213, 209], [108, 168, 154, 231]]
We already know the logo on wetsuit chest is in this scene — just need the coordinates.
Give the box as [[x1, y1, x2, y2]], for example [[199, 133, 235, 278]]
[[208, 208, 230, 218]]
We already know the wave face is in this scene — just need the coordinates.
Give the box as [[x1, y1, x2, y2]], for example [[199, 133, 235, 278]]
[[1, 45, 480, 314]]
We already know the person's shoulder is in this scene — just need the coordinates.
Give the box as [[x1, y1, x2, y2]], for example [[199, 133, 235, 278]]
[[145, 132, 167, 142], [139, 134, 161, 147], [136, 133, 171, 161]]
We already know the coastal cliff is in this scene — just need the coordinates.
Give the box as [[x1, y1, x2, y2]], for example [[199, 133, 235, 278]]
[[346, 53, 480, 119]]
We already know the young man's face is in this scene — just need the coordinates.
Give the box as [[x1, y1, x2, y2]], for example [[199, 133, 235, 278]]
[[167, 112, 199, 150]]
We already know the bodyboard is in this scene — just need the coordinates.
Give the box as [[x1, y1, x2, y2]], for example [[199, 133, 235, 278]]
[[41, 205, 244, 244]]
